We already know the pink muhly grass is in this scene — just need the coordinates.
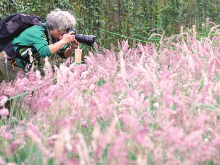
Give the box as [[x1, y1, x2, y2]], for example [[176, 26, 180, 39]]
[[7, 163, 17, 165], [119, 114, 140, 133], [0, 156, 5, 165], [92, 119, 118, 161], [2, 132, 13, 140], [1, 28, 220, 165], [27, 123, 52, 159], [108, 135, 129, 165], [9, 139, 26, 154], [0, 108, 9, 116], [52, 128, 74, 164], [0, 95, 7, 107], [75, 133, 91, 165]]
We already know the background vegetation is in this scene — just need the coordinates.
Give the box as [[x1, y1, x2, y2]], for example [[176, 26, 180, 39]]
[[1, 0, 220, 51]]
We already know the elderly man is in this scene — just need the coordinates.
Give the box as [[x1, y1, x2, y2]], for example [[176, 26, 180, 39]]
[[0, 8, 79, 81]]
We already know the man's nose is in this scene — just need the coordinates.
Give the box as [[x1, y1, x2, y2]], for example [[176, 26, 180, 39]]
[[59, 35, 63, 40]]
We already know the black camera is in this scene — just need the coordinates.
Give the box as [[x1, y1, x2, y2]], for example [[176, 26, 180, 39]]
[[67, 28, 96, 46]]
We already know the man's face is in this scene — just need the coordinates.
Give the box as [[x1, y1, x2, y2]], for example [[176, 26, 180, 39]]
[[50, 28, 66, 40]]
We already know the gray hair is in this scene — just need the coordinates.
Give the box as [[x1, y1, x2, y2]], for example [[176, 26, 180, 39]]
[[46, 8, 76, 31]]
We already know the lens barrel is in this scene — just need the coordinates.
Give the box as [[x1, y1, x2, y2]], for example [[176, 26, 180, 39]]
[[68, 28, 96, 46], [75, 34, 96, 46]]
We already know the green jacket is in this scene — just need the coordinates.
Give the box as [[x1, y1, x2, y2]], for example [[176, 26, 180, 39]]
[[12, 23, 67, 69]]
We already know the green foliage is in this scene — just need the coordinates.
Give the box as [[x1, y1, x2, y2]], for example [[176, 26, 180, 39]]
[[1, 0, 220, 54]]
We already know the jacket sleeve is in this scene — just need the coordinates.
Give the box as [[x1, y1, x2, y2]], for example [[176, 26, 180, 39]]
[[57, 45, 68, 59]]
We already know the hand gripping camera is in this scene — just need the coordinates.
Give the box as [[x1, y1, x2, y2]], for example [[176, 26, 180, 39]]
[[67, 28, 96, 47]]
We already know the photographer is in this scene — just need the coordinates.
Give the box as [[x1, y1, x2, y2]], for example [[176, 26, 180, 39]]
[[0, 8, 79, 81]]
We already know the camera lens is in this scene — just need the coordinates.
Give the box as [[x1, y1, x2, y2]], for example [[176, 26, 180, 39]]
[[75, 34, 96, 46], [67, 28, 96, 46]]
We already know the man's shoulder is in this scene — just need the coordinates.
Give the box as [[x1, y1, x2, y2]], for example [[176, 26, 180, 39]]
[[25, 23, 47, 33], [13, 23, 47, 43]]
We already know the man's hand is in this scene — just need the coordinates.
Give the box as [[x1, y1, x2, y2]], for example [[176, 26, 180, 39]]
[[61, 32, 75, 44], [71, 38, 79, 50]]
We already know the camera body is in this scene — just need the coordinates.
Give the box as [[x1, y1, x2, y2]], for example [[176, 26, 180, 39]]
[[67, 28, 96, 46]]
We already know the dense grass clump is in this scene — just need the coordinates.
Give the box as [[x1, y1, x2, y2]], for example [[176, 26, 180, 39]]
[[0, 31, 220, 164]]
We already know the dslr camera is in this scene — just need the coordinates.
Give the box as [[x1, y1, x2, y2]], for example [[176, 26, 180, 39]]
[[67, 28, 96, 46]]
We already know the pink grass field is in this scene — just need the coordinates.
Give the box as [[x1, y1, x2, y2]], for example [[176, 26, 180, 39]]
[[0, 33, 220, 164]]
